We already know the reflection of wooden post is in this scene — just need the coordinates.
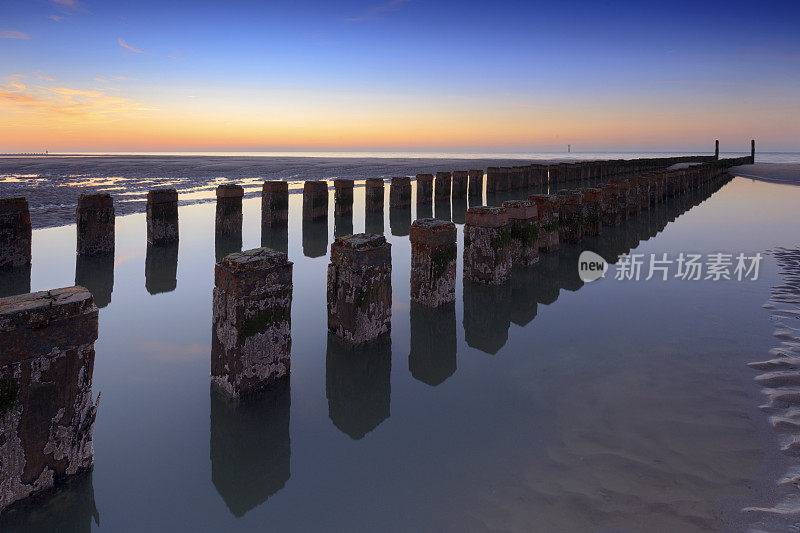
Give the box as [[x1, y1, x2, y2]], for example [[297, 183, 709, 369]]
[[0, 197, 31, 268]]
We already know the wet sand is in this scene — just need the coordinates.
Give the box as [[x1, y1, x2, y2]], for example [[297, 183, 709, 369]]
[[729, 164, 800, 184]]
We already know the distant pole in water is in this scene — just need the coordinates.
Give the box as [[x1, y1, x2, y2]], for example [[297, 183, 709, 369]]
[[714, 140, 719, 160], [568, 144, 571, 153], [751, 139, 755, 163]]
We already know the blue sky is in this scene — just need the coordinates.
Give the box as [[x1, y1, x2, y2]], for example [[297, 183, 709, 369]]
[[1, 0, 798, 151]]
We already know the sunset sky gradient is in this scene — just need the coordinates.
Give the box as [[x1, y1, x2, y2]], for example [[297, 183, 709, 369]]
[[1, 0, 798, 152]]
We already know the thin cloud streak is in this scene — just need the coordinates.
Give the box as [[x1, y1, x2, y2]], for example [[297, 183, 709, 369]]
[[346, 0, 412, 22], [1, 30, 31, 40], [118, 38, 144, 54], [52, 0, 80, 8]]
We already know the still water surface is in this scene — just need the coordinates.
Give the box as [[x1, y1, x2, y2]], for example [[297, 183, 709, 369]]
[[2, 176, 800, 532]]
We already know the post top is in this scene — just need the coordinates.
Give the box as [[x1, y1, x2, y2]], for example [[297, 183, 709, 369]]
[[410, 218, 456, 245], [452, 170, 468, 178], [365, 177, 384, 187], [303, 180, 328, 193], [147, 188, 178, 204], [333, 178, 354, 188], [581, 188, 603, 202], [77, 193, 113, 208], [262, 180, 288, 193], [0, 286, 96, 332], [435, 171, 451, 178], [216, 184, 244, 198], [334, 233, 387, 251], [468, 169, 483, 175], [466, 206, 508, 227], [502, 200, 537, 220], [0, 196, 29, 212], [217, 247, 291, 273], [391, 176, 411, 185], [416, 173, 433, 181]]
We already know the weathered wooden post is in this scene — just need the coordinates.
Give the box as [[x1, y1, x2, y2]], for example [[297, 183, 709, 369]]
[[365, 178, 384, 212], [416, 173, 433, 203], [326, 234, 392, 344], [302, 180, 328, 220], [528, 194, 560, 252], [463, 206, 512, 285], [581, 188, 603, 236], [333, 178, 354, 217], [389, 176, 411, 208], [435, 172, 451, 202], [0, 197, 32, 269], [452, 171, 468, 198], [215, 184, 243, 235], [751, 139, 755, 164], [502, 200, 539, 266], [211, 248, 293, 399], [408, 302, 456, 386], [262, 181, 289, 227], [0, 286, 99, 514], [146, 188, 179, 245], [486, 167, 500, 194], [715, 139, 719, 160], [410, 219, 457, 307], [468, 170, 483, 198], [77, 193, 114, 255], [556, 190, 585, 243]]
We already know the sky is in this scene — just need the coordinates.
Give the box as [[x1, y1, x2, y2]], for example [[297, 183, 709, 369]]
[[0, 0, 799, 153]]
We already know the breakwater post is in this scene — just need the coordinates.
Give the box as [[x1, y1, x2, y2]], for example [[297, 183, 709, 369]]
[[262, 181, 289, 227], [303, 180, 328, 220], [215, 184, 244, 237], [146, 188, 179, 245], [468, 170, 483, 198], [452, 171, 468, 198], [715, 139, 719, 160], [0, 197, 31, 269], [326, 234, 392, 344], [435, 172, 451, 202], [751, 139, 756, 164], [581, 188, 604, 236], [463, 206, 512, 285], [211, 248, 293, 399], [365, 178, 384, 212], [529, 194, 560, 252], [333, 178, 354, 217], [416, 174, 433, 203], [410, 219, 457, 307], [389, 177, 411, 209], [502, 200, 539, 267], [76, 193, 114, 255], [556, 190, 586, 243], [0, 286, 99, 514]]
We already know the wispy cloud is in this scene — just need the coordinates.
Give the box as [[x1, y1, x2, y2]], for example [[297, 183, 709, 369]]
[[52, 0, 81, 8], [1, 30, 31, 40], [49, 14, 64, 21], [118, 38, 144, 54], [346, 0, 412, 22], [0, 75, 154, 117]]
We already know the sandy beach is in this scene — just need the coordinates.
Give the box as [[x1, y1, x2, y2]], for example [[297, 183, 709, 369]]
[[729, 163, 800, 184]]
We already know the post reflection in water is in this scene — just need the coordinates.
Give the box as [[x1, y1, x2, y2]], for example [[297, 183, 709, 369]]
[[389, 207, 411, 237], [408, 302, 457, 386], [333, 214, 353, 238], [261, 222, 288, 254], [0, 470, 99, 532], [462, 280, 511, 355], [416, 198, 432, 220], [364, 209, 384, 235], [209, 378, 291, 518], [145, 242, 178, 295], [302, 218, 328, 258], [75, 253, 114, 308], [0, 265, 31, 298], [215, 234, 242, 263], [326, 335, 391, 440], [452, 197, 467, 225], [434, 200, 451, 222]]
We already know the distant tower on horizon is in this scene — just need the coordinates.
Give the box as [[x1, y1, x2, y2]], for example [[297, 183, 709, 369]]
[[715, 140, 719, 160], [568, 144, 571, 153]]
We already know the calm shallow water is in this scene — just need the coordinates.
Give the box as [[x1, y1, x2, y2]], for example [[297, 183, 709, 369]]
[[1, 175, 800, 532]]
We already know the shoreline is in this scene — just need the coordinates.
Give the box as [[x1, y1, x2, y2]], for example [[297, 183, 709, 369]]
[[729, 163, 800, 185]]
